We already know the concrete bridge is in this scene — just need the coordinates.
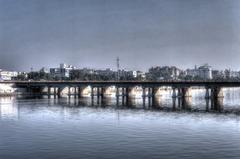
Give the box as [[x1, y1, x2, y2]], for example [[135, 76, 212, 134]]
[[1, 81, 239, 103]]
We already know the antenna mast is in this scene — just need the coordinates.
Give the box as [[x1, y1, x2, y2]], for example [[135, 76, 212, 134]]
[[116, 57, 120, 81]]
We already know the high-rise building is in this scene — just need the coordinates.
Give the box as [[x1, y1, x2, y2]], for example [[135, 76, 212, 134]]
[[198, 64, 212, 79], [50, 63, 76, 79], [186, 64, 212, 80]]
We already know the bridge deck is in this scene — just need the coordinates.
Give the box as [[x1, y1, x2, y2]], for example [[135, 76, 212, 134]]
[[1, 81, 240, 87]]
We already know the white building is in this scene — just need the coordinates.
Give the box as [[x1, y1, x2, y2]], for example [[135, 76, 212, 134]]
[[133, 71, 146, 79], [50, 63, 76, 79], [198, 64, 212, 79], [0, 70, 18, 81], [186, 64, 212, 80]]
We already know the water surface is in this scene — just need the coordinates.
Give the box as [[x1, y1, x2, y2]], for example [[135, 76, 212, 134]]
[[1, 90, 240, 159]]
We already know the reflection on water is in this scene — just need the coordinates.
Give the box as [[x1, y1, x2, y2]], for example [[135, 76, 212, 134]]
[[69, 87, 240, 114], [2, 88, 240, 119], [1, 88, 240, 159]]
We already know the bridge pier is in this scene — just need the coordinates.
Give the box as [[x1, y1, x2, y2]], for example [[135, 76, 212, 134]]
[[47, 86, 51, 98], [172, 87, 177, 98], [146, 87, 150, 106], [117, 87, 130, 106], [97, 87, 100, 99], [78, 86, 82, 98], [205, 87, 210, 99], [177, 88, 182, 97], [172, 87, 191, 98], [211, 87, 224, 99], [180, 97, 192, 110], [140, 87, 156, 107], [100, 87, 105, 98], [57, 87, 61, 98], [68, 87, 71, 98], [150, 87, 157, 106], [181, 87, 192, 97], [53, 87, 57, 98], [121, 87, 125, 105], [142, 87, 146, 106], [170, 87, 192, 109], [74, 87, 77, 98], [116, 87, 119, 105], [91, 86, 94, 100], [211, 96, 224, 112], [206, 98, 210, 111], [126, 87, 130, 105], [211, 87, 224, 111]]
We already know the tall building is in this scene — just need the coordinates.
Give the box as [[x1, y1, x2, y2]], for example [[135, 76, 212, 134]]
[[186, 64, 212, 80], [198, 64, 212, 79], [50, 63, 76, 79], [147, 66, 181, 80]]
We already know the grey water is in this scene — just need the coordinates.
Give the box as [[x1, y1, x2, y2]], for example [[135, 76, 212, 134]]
[[1, 88, 240, 159]]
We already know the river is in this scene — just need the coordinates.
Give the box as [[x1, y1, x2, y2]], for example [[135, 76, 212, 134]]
[[1, 88, 240, 159]]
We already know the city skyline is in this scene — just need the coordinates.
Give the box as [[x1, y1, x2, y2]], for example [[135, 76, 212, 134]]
[[1, 0, 240, 71], [0, 61, 240, 72], [0, 62, 238, 82]]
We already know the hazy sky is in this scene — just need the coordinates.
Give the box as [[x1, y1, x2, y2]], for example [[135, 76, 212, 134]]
[[0, 0, 240, 71]]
